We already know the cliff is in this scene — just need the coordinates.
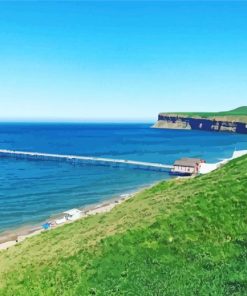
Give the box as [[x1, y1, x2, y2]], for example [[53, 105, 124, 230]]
[[153, 106, 247, 134]]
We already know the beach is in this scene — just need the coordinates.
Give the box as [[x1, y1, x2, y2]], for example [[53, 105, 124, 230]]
[[0, 165, 218, 252], [0, 190, 138, 251]]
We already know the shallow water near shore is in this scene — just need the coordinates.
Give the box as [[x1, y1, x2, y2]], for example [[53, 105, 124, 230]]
[[0, 123, 247, 234]]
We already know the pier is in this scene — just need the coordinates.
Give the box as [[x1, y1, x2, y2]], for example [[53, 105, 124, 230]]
[[0, 149, 173, 172]]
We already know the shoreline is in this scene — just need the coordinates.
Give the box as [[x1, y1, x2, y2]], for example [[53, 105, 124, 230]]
[[0, 182, 159, 251], [1, 149, 246, 252]]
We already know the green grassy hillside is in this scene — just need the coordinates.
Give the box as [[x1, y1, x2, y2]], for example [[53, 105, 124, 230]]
[[0, 155, 247, 295], [164, 106, 247, 122]]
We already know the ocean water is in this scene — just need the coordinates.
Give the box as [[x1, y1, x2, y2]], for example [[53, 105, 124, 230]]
[[0, 123, 247, 233]]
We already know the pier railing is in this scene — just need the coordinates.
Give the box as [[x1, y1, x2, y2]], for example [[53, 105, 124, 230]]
[[0, 149, 173, 172]]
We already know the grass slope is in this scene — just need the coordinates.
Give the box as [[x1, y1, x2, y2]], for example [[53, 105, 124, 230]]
[[0, 156, 247, 295], [164, 106, 247, 121]]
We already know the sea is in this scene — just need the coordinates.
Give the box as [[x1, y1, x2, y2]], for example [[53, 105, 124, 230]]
[[0, 123, 247, 234]]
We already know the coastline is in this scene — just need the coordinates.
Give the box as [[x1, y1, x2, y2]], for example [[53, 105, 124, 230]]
[[1, 149, 246, 252], [0, 182, 160, 251]]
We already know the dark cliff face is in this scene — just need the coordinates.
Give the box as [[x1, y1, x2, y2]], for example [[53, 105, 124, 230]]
[[155, 115, 247, 134]]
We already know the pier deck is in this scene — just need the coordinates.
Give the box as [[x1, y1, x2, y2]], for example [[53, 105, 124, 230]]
[[0, 149, 173, 172]]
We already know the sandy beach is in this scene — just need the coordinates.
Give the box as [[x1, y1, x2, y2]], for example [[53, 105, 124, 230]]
[[0, 173, 210, 252], [0, 191, 137, 251]]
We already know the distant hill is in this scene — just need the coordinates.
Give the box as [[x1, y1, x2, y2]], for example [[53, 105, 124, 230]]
[[0, 154, 247, 295], [165, 106, 247, 119], [154, 107, 247, 133]]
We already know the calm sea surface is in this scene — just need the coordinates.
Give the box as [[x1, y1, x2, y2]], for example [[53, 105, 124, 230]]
[[0, 123, 247, 233]]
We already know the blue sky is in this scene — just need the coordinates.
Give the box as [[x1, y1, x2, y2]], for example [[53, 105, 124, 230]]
[[0, 1, 246, 122]]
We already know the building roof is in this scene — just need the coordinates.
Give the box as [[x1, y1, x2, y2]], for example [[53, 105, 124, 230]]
[[174, 158, 202, 167], [63, 209, 81, 216]]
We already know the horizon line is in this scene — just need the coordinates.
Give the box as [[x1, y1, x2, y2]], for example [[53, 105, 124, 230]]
[[0, 119, 155, 124]]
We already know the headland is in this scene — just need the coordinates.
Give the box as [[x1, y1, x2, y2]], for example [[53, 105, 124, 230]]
[[153, 106, 247, 134]]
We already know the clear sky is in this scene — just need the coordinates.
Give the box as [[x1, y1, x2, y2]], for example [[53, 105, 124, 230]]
[[0, 1, 246, 122]]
